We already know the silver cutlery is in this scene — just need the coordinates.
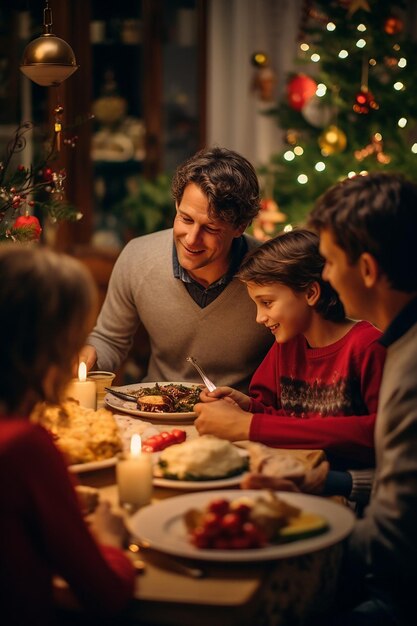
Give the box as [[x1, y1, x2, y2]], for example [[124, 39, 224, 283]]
[[186, 356, 217, 392], [104, 387, 138, 403], [128, 539, 205, 579]]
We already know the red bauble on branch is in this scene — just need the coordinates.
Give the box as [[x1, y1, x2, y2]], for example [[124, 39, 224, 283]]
[[13, 213, 42, 241], [353, 89, 379, 114], [384, 16, 404, 35], [287, 74, 317, 111]]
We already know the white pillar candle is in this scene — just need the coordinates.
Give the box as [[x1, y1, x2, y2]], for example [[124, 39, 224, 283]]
[[65, 362, 97, 409], [117, 434, 153, 511]]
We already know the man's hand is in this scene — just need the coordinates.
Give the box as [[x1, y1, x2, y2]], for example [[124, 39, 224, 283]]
[[199, 386, 251, 410], [241, 460, 330, 496], [73, 345, 97, 376], [241, 473, 301, 492], [194, 399, 253, 441]]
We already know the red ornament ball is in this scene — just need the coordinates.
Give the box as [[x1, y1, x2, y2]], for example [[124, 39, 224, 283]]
[[13, 214, 42, 240], [353, 89, 379, 114], [287, 74, 317, 111], [384, 16, 404, 35], [43, 167, 53, 181]]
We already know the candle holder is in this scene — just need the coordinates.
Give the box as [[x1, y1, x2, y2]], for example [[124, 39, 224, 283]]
[[87, 370, 116, 407]]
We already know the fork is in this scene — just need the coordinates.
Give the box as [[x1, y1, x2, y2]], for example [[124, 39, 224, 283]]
[[186, 356, 217, 392]]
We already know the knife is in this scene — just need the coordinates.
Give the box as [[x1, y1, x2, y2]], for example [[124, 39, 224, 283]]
[[128, 539, 206, 579], [104, 387, 139, 403]]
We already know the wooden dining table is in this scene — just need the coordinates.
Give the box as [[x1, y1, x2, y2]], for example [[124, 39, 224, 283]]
[[56, 413, 352, 626]]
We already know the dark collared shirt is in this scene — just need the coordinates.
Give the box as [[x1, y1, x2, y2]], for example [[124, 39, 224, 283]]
[[379, 295, 417, 348], [172, 236, 248, 308]]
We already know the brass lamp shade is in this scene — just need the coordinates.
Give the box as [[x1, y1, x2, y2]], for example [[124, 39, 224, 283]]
[[20, 33, 78, 87]]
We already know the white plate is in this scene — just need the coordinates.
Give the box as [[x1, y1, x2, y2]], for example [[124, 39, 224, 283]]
[[127, 490, 355, 562], [152, 472, 249, 490], [69, 456, 117, 473], [105, 382, 201, 421], [152, 447, 249, 490]]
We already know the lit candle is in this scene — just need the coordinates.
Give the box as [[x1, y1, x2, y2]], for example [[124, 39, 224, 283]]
[[65, 362, 97, 409], [117, 434, 153, 511]]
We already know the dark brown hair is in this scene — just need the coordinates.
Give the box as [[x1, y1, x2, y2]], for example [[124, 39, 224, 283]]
[[0, 245, 97, 413], [237, 229, 345, 322], [308, 172, 417, 292], [171, 147, 260, 228]]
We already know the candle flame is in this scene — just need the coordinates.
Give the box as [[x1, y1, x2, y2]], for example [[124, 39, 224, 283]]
[[130, 433, 142, 457], [78, 361, 87, 382]]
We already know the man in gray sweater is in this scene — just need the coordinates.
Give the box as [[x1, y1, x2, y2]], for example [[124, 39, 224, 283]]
[[309, 172, 417, 626], [81, 147, 273, 392]]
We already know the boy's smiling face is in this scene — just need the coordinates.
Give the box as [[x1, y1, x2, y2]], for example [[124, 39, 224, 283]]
[[246, 281, 314, 344]]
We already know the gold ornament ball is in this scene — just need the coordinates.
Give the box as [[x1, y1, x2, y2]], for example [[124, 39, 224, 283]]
[[318, 125, 347, 155], [251, 51, 269, 68]]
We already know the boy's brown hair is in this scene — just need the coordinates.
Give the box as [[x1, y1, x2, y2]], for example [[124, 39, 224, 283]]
[[171, 147, 260, 229], [237, 229, 345, 322]]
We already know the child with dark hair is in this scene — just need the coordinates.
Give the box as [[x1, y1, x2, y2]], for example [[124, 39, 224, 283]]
[[0, 245, 135, 626], [195, 229, 386, 502]]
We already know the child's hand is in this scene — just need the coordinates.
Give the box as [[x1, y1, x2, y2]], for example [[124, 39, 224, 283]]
[[194, 399, 253, 441], [199, 386, 251, 411]]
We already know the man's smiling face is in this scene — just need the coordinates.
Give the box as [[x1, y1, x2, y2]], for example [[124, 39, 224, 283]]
[[173, 183, 245, 287]]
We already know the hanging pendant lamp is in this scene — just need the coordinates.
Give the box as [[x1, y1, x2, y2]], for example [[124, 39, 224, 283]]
[[20, 1, 78, 87]]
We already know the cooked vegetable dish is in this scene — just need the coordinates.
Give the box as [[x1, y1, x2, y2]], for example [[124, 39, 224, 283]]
[[129, 383, 202, 413]]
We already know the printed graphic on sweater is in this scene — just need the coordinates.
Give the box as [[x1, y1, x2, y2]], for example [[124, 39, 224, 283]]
[[280, 375, 367, 417]]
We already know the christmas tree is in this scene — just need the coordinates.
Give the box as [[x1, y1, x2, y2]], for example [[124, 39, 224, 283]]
[[261, 0, 417, 230]]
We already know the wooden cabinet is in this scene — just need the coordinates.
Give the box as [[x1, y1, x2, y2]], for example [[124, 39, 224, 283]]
[[45, 0, 207, 252]]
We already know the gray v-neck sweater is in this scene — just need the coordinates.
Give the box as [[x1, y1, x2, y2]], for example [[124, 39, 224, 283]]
[[88, 229, 274, 392]]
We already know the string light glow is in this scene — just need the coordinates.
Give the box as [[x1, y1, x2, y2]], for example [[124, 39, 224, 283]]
[[316, 83, 327, 96], [300, 43, 310, 52], [356, 39, 366, 48], [411, 144, 417, 153], [284, 150, 295, 161], [327, 22, 336, 31], [357, 24, 367, 32], [394, 81, 404, 91], [348, 171, 357, 178], [398, 57, 407, 68], [398, 117, 407, 128], [315, 161, 326, 172], [338, 49, 349, 59], [297, 174, 308, 184], [311, 53, 321, 62], [294, 146, 304, 156]]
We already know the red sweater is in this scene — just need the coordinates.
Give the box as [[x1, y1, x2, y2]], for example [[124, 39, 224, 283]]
[[0, 419, 135, 626], [249, 321, 385, 466]]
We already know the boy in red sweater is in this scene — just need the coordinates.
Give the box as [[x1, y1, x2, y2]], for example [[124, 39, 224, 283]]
[[0, 246, 135, 626], [195, 229, 386, 502]]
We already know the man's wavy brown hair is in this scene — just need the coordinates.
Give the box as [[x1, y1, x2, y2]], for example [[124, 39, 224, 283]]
[[171, 147, 260, 229]]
